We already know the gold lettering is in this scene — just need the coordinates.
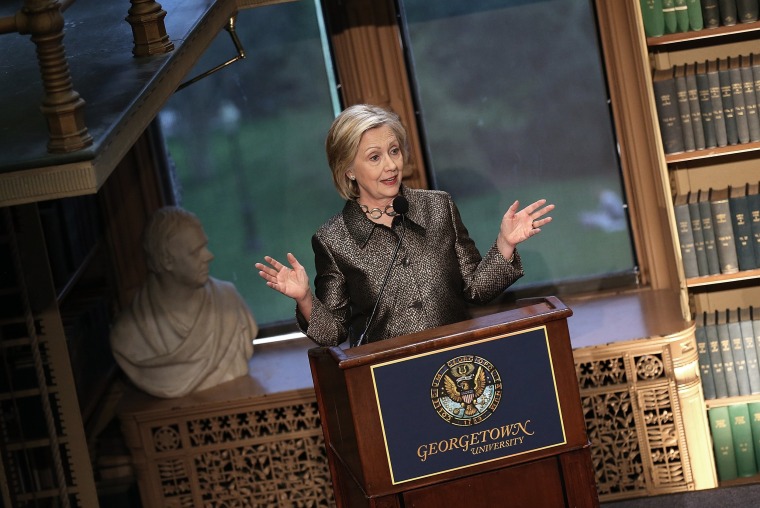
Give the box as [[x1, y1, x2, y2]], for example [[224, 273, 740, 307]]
[[417, 419, 535, 462]]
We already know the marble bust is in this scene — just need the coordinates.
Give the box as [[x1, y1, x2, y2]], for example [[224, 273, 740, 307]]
[[110, 206, 258, 398]]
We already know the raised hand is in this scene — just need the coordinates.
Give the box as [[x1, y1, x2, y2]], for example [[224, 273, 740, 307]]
[[496, 198, 555, 260], [255, 253, 310, 302]]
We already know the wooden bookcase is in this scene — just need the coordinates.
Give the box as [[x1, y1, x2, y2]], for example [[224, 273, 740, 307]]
[[596, 0, 760, 490], [0, 130, 168, 506], [0, 204, 100, 506]]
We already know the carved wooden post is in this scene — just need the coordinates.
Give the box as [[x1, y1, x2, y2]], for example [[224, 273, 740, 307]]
[[22, 0, 92, 153], [322, 0, 428, 189], [126, 0, 174, 57]]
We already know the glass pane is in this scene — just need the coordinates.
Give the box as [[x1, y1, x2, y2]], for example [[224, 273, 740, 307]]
[[160, 2, 341, 326], [402, 0, 635, 288]]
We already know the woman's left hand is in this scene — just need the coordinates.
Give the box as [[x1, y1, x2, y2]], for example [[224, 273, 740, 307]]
[[496, 198, 555, 260]]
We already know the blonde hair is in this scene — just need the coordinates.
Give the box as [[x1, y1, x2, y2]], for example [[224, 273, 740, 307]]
[[143, 206, 203, 274], [325, 104, 409, 200]]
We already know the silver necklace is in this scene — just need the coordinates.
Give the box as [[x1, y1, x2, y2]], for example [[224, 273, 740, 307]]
[[358, 201, 401, 220]]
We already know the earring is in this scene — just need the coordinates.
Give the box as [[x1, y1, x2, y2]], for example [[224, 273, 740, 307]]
[[349, 175, 355, 180]]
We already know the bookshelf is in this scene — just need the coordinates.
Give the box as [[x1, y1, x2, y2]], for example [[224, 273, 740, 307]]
[[600, 0, 760, 489], [0, 205, 100, 506], [0, 129, 169, 506]]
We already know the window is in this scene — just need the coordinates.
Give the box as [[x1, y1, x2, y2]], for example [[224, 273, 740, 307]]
[[160, 2, 341, 330], [161, 0, 636, 335], [400, 0, 635, 291]]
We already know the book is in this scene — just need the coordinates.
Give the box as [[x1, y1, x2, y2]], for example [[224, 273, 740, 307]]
[[739, 307, 760, 394], [718, 0, 739, 25], [747, 401, 760, 469], [710, 187, 740, 274], [718, 58, 739, 145], [653, 67, 685, 154], [701, 0, 721, 28], [641, 0, 665, 36], [707, 310, 730, 398], [685, 0, 704, 29], [674, 64, 696, 151], [699, 188, 722, 275], [739, 54, 760, 142], [696, 61, 718, 149], [747, 182, 760, 263], [707, 59, 728, 147], [674, 193, 699, 278], [728, 56, 750, 144], [696, 312, 717, 399], [752, 54, 760, 130], [729, 183, 758, 270], [708, 405, 738, 481], [737, 0, 760, 22], [687, 190, 709, 275], [718, 308, 741, 397], [663, 0, 678, 32], [728, 308, 752, 396], [753, 306, 760, 375], [674, 0, 690, 31], [729, 403, 757, 477], [685, 62, 706, 150]]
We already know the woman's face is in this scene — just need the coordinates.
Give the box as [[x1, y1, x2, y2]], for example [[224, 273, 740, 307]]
[[348, 125, 403, 207]]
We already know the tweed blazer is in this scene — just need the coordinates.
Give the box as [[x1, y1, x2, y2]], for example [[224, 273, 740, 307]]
[[296, 186, 524, 346]]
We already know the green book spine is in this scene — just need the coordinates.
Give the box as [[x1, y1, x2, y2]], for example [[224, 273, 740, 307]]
[[653, 68, 685, 154], [718, 58, 739, 145], [707, 310, 729, 398], [699, 188, 722, 275], [737, 0, 760, 22], [729, 403, 757, 477], [728, 308, 752, 396], [729, 184, 758, 270], [711, 187, 740, 274], [685, 63, 706, 149], [696, 61, 717, 148], [709, 406, 738, 481], [739, 307, 760, 394], [674, 193, 699, 278], [747, 401, 760, 468], [663, 0, 678, 32], [746, 182, 760, 263], [718, 309, 740, 397], [641, 0, 665, 36], [707, 59, 728, 147], [740, 55, 760, 142], [697, 312, 717, 399], [701, 0, 721, 28], [688, 191, 709, 276], [729, 57, 750, 144], [675, 64, 696, 151], [719, 0, 739, 25], [685, 0, 704, 29], [674, 0, 690, 31]]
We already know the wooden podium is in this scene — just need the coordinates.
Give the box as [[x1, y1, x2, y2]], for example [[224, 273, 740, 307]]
[[309, 296, 599, 508]]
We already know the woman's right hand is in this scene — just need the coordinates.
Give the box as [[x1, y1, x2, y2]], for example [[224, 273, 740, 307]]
[[256, 253, 311, 303]]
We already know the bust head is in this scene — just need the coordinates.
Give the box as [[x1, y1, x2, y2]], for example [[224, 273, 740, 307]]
[[143, 206, 214, 288]]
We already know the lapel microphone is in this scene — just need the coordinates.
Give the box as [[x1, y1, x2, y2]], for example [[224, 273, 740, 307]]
[[354, 195, 409, 347]]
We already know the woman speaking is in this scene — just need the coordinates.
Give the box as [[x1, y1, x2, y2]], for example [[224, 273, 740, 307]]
[[256, 104, 553, 347]]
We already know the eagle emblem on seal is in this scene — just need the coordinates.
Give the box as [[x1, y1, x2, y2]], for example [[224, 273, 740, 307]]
[[444, 364, 486, 416], [430, 355, 502, 426]]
